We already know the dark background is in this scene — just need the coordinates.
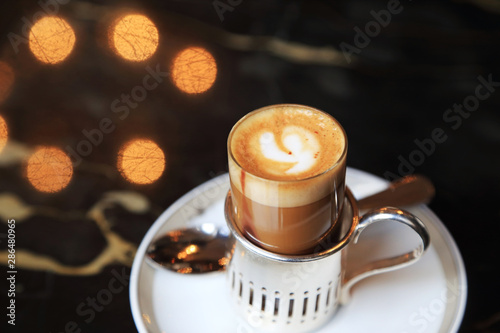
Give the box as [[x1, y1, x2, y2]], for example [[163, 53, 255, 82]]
[[1, 0, 499, 332]]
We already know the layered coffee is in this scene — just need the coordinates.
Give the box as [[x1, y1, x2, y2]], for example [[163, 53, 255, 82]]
[[228, 104, 347, 254]]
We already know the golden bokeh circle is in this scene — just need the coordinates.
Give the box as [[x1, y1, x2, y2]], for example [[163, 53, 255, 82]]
[[117, 139, 165, 184], [29, 16, 76, 64], [0, 115, 7, 153], [26, 146, 73, 193], [0, 61, 15, 103], [111, 14, 159, 62], [171, 47, 217, 94]]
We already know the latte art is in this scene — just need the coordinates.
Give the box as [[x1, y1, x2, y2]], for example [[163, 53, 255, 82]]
[[259, 126, 319, 175], [230, 105, 345, 182]]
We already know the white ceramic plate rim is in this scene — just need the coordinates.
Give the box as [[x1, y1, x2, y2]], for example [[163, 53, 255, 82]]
[[130, 168, 467, 333]]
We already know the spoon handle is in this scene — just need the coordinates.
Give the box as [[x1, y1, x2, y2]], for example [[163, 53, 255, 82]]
[[357, 175, 435, 211]]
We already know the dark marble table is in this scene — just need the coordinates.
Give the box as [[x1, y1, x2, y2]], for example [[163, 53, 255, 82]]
[[1, 0, 499, 332]]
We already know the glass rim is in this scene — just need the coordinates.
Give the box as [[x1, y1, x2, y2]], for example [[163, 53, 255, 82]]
[[227, 103, 348, 183]]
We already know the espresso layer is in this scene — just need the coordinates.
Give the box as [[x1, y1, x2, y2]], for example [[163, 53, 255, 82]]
[[231, 183, 338, 254]]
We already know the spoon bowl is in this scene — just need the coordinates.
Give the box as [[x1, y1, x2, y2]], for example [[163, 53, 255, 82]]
[[146, 223, 230, 274]]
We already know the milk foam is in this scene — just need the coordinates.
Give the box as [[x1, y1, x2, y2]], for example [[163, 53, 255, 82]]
[[229, 104, 347, 207], [259, 125, 319, 175]]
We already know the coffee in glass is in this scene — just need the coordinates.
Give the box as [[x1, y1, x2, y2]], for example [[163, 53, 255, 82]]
[[228, 104, 347, 254]]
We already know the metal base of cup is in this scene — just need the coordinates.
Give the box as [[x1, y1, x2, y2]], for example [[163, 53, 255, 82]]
[[224, 188, 359, 333]]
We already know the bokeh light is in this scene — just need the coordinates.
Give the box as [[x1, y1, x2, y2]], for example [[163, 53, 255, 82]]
[[117, 139, 165, 184], [0, 115, 7, 153], [111, 14, 159, 61], [29, 16, 76, 64], [26, 146, 73, 193], [0, 61, 15, 103], [171, 47, 217, 94]]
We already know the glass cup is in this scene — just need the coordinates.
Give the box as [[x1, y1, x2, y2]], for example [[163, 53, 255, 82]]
[[227, 104, 347, 255], [225, 104, 430, 332]]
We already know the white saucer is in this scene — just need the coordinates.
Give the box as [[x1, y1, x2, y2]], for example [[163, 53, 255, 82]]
[[130, 168, 467, 333]]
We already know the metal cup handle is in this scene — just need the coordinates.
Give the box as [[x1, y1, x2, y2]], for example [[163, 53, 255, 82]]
[[340, 207, 430, 304]]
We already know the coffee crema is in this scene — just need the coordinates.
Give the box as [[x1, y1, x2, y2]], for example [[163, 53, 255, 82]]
[[230, 105, 344, 181]]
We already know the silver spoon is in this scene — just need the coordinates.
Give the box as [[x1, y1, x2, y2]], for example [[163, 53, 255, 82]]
[[146, 174, 435, 274], [146, 223, 230, 274], [357, 174, 435, 211]]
